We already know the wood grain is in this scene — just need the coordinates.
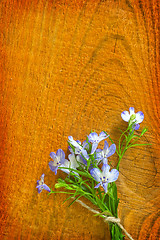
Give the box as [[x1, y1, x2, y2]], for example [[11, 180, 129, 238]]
[[0, 0, 159, 239]]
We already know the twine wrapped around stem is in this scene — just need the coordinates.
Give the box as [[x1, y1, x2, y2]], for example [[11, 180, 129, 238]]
[[75, 199, 134, 240]]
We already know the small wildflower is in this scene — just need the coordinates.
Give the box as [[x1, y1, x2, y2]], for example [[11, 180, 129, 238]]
[[36, 174, 51, 193], [88, 131, 108, 154], [68, 136, 83, 154], [90, 164, 119, 193], [96, 141, 116, 165], [121, 107, 144, 130], [49, 149, 67, 175], [68, 136, 89, 155]]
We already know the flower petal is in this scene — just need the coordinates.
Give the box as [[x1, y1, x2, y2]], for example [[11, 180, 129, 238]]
[[108, 169, 119, 183], [95, 149, 103, 163], [81, 148, 89, 160], [91, 142, 99, 154], [37, 185, 42, 193], [134, 123, 140, 130], [129, 107, 135, 115], [103, 141, 109, 150], [41, 173, 45, 178], [83, 142, 89, 150], [121, 111, 130, 122], [99, 131, 107, 141], [56, 149, 65, 160], [76, 155, 84, 164], [60, 163, 70, 174], [103, 158, 108, 165], [49, 161, 58, 174], [136, 111, 144, 123], [43, 184, 51, 192], [68, 136, 81, 148], [102, 182, 108, 193], [94, 182, 101, 189], [77, 155, 87, 166], [90, 168, 101, 182], [88, 132, 98, 142], [102, 164, 110, 174], [75, 146, 82, 154], [68, 154, 79, 168], [107, 144, 116, 157], [50, 152, 57, 161]]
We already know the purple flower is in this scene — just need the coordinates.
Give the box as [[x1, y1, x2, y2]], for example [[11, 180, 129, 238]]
[[88, 131, 108, 154], [36, 174, 51, 193], [90, 164, 119, 193], [96, 141, 116, 165], [49, 149, 67, 175], [121, 107, 144, 130]]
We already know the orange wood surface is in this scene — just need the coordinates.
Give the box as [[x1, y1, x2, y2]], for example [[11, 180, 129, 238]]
[[0, 0, 159, 239]]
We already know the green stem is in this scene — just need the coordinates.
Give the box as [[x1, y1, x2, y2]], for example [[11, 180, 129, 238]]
[[118, 127, 129, 155]]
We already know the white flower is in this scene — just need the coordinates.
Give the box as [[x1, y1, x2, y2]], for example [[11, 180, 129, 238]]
[[60, 153, 79, 175], [121, 107, 144, 130]]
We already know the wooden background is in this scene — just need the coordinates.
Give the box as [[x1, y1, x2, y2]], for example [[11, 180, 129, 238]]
[[0, 0, 159, 239]]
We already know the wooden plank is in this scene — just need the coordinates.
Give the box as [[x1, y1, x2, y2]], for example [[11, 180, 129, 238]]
[[0, 0, 159, 239]]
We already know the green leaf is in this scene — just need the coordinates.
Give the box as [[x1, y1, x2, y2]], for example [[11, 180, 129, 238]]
[[81, 183, 92, 193], [59, 167, 93, 179], [140, 127, 148, 136], [127, 143, 151, 149], [114, 225, 124, 240], [50, 190, 75, 195], [68, 195, 83, 207], [111, 224, 115, 239]]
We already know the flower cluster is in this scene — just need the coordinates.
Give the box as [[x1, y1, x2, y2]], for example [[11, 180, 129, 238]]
[[49, 131, 118, 193], [36, 107, 147, 240], [36, 107, 145, 194]]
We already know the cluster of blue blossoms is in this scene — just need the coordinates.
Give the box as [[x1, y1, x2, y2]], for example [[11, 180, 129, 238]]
[[36, 107, 144, 194]]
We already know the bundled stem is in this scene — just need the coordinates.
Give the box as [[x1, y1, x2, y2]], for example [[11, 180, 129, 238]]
[[74, 198, 134, 240]]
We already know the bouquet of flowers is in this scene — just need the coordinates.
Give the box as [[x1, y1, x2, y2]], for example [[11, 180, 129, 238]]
[[36, 107, 148, 240]]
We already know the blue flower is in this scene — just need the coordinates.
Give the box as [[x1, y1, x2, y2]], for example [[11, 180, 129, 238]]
[[88, 131, 108, 154], [49, 149, 67, 175], [121, 107, 144, 130], [96, 141, 116, 165], [90, 164, 119, 193], [36, 174, 51, 193]]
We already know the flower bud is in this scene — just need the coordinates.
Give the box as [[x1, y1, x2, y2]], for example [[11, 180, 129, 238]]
[[130, 114, 136, 121]]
